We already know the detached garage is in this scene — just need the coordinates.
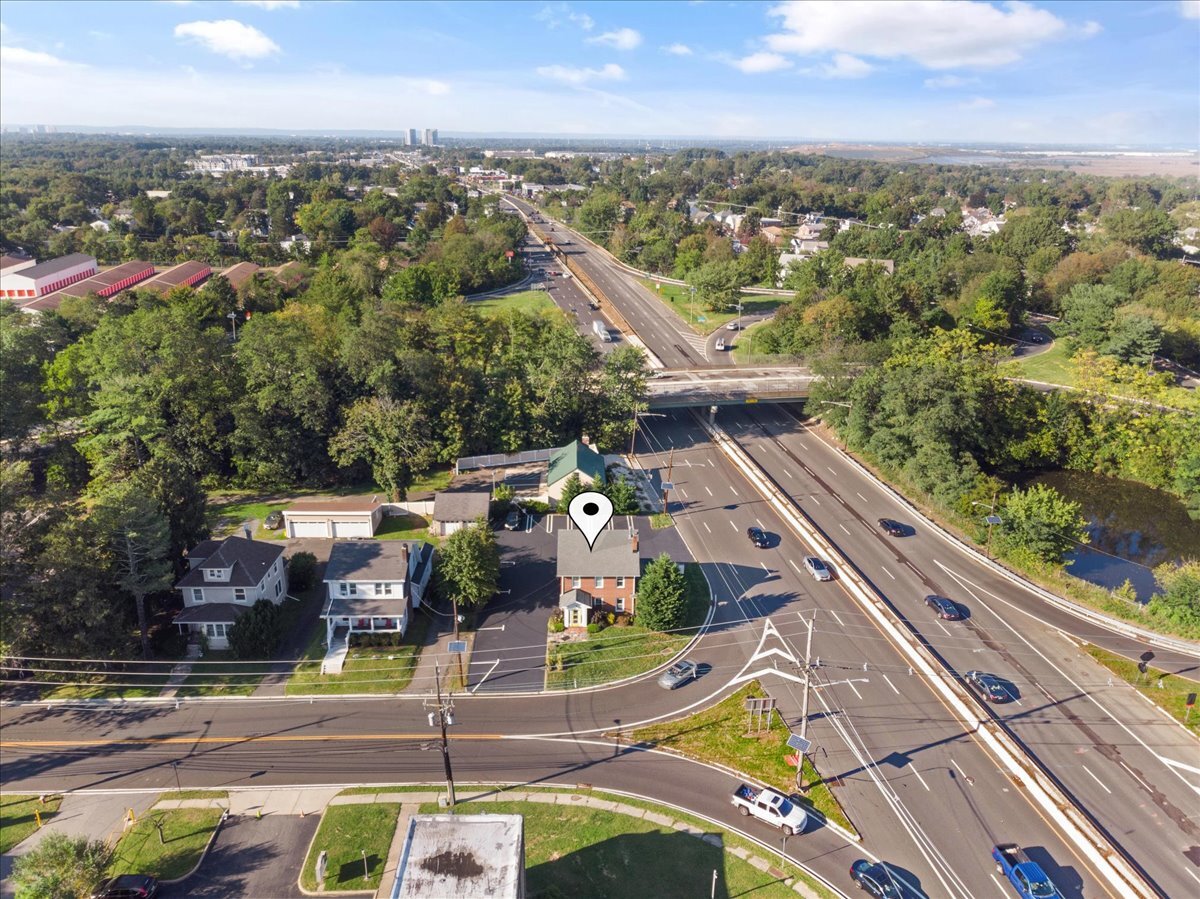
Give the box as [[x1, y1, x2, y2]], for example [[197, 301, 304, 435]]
[[283, 497, 384, 539]]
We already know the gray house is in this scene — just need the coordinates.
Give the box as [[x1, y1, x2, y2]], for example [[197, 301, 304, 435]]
[[174, 536, 289, 650]]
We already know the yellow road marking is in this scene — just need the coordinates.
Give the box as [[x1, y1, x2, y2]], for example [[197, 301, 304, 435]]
[[0, 733, 505, 748]]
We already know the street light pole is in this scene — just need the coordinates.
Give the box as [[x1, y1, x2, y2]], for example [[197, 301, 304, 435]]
[[427, 661, 457, 808], [797, 611, 815, 791]]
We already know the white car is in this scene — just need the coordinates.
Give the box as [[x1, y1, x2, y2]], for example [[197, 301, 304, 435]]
[[803, 556, 833, 581]]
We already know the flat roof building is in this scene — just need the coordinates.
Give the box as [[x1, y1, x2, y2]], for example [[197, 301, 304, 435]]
[[21, 261, 156, 313], [1, 253, 97, 302], [219, 261, 261, 291], [391, 814, 525, 899], [140, 261, 212, 295]]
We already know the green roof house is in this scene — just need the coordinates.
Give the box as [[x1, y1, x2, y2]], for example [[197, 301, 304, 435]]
[[546, 439, 606, 502]]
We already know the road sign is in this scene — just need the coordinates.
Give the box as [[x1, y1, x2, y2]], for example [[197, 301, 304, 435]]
[[786, 733, 812, 754], [784, 754, 799, 767], [448, 641, 467, 654], [660, 482, 675, 491], [1187, 693, 1197, 708]]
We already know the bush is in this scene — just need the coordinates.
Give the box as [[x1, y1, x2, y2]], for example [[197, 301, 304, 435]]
[[586, 623, 602, 635], [636, 553, 687, 631], [548, 610, 565, 633], [614, 613, 634, 627], [227, 599, 283, 659], [288, 551, 318, 592], [9, 833, 110, 899], [493, 483, 515, 503]]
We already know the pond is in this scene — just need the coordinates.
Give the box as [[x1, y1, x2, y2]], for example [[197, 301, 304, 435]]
[[1012, 470, 1200, 602]]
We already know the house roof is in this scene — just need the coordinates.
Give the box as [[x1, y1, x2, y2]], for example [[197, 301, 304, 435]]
[[323, 593, 409, 618], [556, 529, 641, 578], [844, 257, 895, 274], [324, 541, 411, 583], [286, 497, 382, 515], [176, 536, 285, 589], [174, 603, 248, 625], [219, 261, 260, 290], [393, 814, 524, 899], [433, 491, 491, 523], [547, 440, 605, 487], [559, 588, 592, 609]]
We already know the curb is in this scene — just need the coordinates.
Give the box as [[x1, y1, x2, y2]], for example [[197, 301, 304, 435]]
[[160, 808, 228, 886]]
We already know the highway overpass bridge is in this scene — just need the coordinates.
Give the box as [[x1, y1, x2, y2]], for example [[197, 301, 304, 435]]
[[646, 369, 816, 408]]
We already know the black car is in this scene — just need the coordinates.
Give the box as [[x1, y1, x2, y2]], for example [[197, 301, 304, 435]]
[[924, 595, 962, 621], [849, 860, 922, 898], [91, 875, 160, 899], [965, 670, 1012, 703], [878, 518, 905, 537], [264, 510, 283, 530], [747, 526, 770, 548]]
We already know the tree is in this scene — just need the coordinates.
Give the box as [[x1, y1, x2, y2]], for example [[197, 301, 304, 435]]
[[288, 551, 318, 593], [605, 475, 640, 514], [328, 396, 436, 501], [9, 833, 110, 899], [90, 480, 175, 659], [1149, 560, 1200, 632], [435, 519, 500, 623], [1060, 283, 1123, 351], [1103, 312, 1161, 366], [636, 552, 687, 631], [996, 483, 1089, 566], [556, 473, 585, 514], [228, 598, 283, 659], [1102, 207, 1174, 257], [590, 345, 647, 452], [687, 260, 744, 312]]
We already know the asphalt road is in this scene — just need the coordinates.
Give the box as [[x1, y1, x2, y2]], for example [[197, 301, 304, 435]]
[[716, 403, 1200, 898]]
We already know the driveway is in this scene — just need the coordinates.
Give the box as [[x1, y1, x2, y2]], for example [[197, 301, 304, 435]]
[[161, 814, 319, 898], [468, 515, 693, 694]]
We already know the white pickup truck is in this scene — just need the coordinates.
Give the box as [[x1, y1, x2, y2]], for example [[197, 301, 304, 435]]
[[731, 784, 809, 835]]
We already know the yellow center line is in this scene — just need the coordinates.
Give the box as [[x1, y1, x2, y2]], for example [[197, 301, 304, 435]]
[[0, 733, 506, 748]]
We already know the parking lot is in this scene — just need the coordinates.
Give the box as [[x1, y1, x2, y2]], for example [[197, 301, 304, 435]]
[[162, 814, 319, 898]]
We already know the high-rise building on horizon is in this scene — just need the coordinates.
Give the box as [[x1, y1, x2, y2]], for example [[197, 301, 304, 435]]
[[406, 128, 418, 146], [423, 128, 438, 146]]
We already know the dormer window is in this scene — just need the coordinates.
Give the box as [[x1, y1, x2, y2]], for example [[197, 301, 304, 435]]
[[203, 567, 230, 582]]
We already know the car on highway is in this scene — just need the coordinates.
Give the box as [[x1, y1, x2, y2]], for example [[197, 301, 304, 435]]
[[91, 875, 160, 899], [503, 509, 522, 531], [715, 337, 727, 351], [725, 320, 742, 331], [803, 556, 833, 581], [657, 659, 699, 690], [747, 526, 770, 548], [965, 670, 1012, 703], [264, 510, 283, 530], [877, 518, 905, 537], [848, 860, 923, 898], [924, 595, 962, 620], [732, 784, 808, 835]]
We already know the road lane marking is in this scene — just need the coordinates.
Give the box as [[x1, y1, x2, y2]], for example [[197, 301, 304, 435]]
[[856, 492, 867, 502], [797, 441, 809, 450], [911, 767, 931, 791], [784, 469, 794, 479], [760, 563, 770, 574], [677, 487, 687, 498], [1187, 869, 1200, 888], [990, 873, 1008, 896], [846, 680, 863, 700], [705, 486, 713, 496], [788, 559, 801, 573], [1119, 760, 1156, 795], [951, 759, 970, 781], [829, 609, 845, 627], [0, 734, 507, 748], [882, 674, 900, 695], [935, 619, 951, 637], [1081, 764, 1112, 794], [881, 566, 895, 580], [703, 522, 711, 533], [811, 497, 820, 506], [838, 524, 850, 535], [1161, 757, 1200, 776], [729, 485, 738, 495]]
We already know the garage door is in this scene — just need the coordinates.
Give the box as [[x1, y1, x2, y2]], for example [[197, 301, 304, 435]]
[[332, 519, 373, 538], [289, 520, 329, 538]]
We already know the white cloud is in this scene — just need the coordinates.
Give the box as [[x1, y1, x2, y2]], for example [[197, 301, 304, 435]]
[[765, 0, 1070, 69], [536, 63, 626, 85], [818, 53, 872, 78], [961, 96, 996, 109], [729, 51, 793, 74], [233, 1, 301, 9], [1181, 0, 1200, 18], [587, 28, 642, 51], [663, 43, 693, 56], [174, 20, 280, 60], [534, 4, 594, 31], [924, 74, 977, 89], [0, 45, 74, 67]]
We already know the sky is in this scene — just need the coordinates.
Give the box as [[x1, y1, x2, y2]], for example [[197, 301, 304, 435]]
[[1, 0, 1198, 146]]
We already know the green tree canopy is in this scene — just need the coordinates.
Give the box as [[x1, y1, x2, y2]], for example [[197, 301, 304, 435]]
[[996, 483, 1089, 566], [435, 519, 500, 612], [9, 833, 111, 899], [636, 552, 686, 631], [228, 598, 283, 659]]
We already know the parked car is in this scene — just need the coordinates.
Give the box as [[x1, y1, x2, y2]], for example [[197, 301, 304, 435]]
[[849, 860, 922, 898], [658, 659, 699, 690], [803, 556, 833, 581], [731, 784, 808, 835], [264, 510, 283, 530], [747, 526, 770, 548], [503, 509, 522, 531], [877, 518, 905, 537], [924, 595, 962, 621], [965, 670, 1012, 703], [91, 875, 160, 899]]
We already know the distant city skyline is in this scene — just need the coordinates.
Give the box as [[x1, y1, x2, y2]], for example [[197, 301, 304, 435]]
[[1, 1, 1197, 146]]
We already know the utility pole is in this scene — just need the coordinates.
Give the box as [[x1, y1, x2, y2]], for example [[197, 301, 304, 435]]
[[426, 661, 456, 808], [661, 447, 674, 512], [798, 611, 815, 790]]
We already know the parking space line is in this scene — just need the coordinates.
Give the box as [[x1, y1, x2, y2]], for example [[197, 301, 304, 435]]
[[729, 520, 738, 531], [846, 680, 863, 700]]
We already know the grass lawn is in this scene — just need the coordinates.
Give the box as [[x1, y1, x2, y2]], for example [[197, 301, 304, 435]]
[[629, 681, 855, 834], [416, 799, 802, 899], [0, 794, 62, 854], [1010, 341, 1196, 409], [40, 664, 173, 701], [376, 512, 438, 544], [545, 564, 709, 690], [107, 808, 224, 881], [158, 790, 229, 801], [473, 289, 561, 317], [300, 803, 399, 892], [206, 494, 289, 540], [1085, 644, 1200, 733], [285, 614, 428, 695], [730, 319, 777, 364], [639, 279, 790, 335], [175, 650, 262, 698]]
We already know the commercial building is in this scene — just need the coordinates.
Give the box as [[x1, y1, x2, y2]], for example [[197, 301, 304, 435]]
[[422, 128, 438, 146], [218, 261, 261, 291], [140, 261, 212, 295], [406, 128, 419, 146], [0, 253, 97, 302], [390, 814, 525, 899], [21, 260, 156, 313]]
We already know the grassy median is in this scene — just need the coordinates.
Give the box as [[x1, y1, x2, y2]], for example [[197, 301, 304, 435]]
[[300, 803, 400, 893], [107, 808, 224, 881], [1085, 644, 1200, 733]]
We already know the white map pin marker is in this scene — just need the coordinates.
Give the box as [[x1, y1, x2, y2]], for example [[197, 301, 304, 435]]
[[568, 490, 614, 551]]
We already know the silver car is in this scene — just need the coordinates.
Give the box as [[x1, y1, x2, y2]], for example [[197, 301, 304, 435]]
[[657, 660, 699, 690], [803, 556, 833, 581]]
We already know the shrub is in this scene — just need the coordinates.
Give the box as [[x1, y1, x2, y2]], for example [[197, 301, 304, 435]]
[[614, 613, 634, 627], [586, 623, 602, 635], [228, 599, 283, 659], [9, 833, 110, 899], [548, 611, 565, 633], [288, 551, 318, 592]]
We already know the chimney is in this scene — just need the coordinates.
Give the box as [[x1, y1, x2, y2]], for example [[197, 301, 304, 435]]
[[244, 525, 253, 541], [630, 529, 639, 554], [580, 434, 590, 446]]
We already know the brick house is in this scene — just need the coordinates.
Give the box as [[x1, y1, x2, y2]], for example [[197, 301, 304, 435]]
[[556, 529, 642, 629]]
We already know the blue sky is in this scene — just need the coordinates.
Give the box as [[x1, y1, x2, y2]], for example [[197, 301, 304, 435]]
[[1, 1, 1197, 145]]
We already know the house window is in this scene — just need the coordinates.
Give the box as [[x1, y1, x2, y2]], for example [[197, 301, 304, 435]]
[[339, 583, 348, 596], [375, 583, 383, 595], [275, 581, 282, 597], [571, 577, 582, 589], [383, 583, 393, 596], [592, 597, 602, 608], [615, 576, 625, 588], [348, 583, 358, 595], [205, 623, 226, 638], [616, 598, 625, 612], [594, 576, 604, 589], [234, 588, 247, 602], [191, 588, 204, 603]]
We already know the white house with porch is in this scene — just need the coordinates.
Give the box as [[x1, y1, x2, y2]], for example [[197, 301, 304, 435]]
[[320, 540, 434, 674]]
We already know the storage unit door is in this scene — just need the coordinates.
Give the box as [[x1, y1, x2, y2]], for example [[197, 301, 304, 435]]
[[331, 519, 372, 538]]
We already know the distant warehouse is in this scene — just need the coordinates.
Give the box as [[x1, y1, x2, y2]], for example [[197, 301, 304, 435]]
[[0, 253, 97, 303], [139, 260, 212, 295], [218, 261, 260, 291], [21, 261, 156, 313]]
